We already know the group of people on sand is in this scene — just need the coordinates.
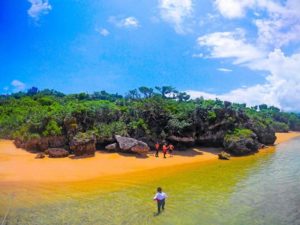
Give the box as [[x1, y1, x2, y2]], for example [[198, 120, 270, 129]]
[[154, 142, 175, 158]]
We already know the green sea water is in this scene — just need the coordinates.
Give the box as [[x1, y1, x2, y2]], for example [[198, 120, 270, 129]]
[[1, 138, 300, 225]]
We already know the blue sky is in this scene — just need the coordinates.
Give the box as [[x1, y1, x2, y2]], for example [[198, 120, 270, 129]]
[[1, 0, 300, 111]]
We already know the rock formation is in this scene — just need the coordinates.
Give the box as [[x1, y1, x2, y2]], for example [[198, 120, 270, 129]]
[[69, 132, 96, 157], [48, 148, 69, 158]]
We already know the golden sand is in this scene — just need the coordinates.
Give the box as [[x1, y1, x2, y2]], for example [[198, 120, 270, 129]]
[[0, 132, 299, 183]]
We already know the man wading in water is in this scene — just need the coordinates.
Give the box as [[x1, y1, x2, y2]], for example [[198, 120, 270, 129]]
[[153, 187, 168, 215]]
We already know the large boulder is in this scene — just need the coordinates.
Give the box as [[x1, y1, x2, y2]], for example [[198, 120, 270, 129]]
[[48, 148, 69, 158], [131, 141, 150, 154], [223, 129, 259, 156], [115, 135, 138, 150], [114, 135, 150, 154], [70, 132, 96, 157]]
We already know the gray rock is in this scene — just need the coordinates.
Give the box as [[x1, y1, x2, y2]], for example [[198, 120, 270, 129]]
[[115, 135, 138, 151], [35, 153, 45, 159], [131, 141, 150, 154], [48, 148, 69, 158], [105, 143, 118, 151], [218, 151, 230, 160], [114, 135, 150, 154]]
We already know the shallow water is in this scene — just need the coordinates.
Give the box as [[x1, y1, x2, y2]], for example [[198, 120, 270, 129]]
[[1, 138, 300, 225]]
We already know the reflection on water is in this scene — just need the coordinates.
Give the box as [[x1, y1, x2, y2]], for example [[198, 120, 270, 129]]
[[1, 138, 300, 225]]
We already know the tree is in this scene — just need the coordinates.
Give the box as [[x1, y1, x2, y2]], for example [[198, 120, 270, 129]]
[[259, 104, 268, 111], [177, 92, 190, 102], [138, 86, 154, 98], [27, 87, 39, 95], [126, 89, 140, 100], [155, 86, 176, 98]]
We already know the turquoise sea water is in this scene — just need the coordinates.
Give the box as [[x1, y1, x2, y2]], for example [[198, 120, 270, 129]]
[[1, 138, 300, 225]]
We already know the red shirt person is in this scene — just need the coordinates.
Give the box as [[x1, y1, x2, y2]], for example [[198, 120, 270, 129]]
[[162, 144, 168, 158]]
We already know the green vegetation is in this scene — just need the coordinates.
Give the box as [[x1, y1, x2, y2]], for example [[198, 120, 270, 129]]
[[0, 86, 299, 146], [224, 128, 254, 142]]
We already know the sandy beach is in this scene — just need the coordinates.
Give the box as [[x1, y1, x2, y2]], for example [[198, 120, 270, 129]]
[[0, 132, 299, 183]]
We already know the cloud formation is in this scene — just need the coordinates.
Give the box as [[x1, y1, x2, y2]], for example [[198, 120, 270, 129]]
[[215, 0, 300, 47], [159, 0, 193, 34], [188, 0, 300, 111], [11, 80, 26, 92], [97, 28, 110, 36], [109, 16, 140, 28], [197, 29, 265, 64], [27, 0, 52, 21], [218, 68, 232, 72]]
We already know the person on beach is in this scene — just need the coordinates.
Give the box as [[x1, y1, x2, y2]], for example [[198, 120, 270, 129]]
[[153, 187, 168, 214], [168, 144, 174, 157], [155, 142, 160, 157], [162, 144, 168, 158]]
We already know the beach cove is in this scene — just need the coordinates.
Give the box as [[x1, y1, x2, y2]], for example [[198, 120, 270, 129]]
[[0, 132, 299, 183], [1, 132, 300, 225]]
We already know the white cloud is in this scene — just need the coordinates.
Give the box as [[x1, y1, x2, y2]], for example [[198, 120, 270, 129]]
[[159, 0, 193, 34], [214, 0, 300, 47], [192, 0, 300, 111], [11, 80, 26, 92], [188, 49, 300, 111], [197, 29, 266, 64], [254, 0, 300, 47], [218, 68, 232, 72], [109, 16, 140, 28], [214, 0, 255, 19], [27, 0, 52, 20], [96, 28, 110, 36]]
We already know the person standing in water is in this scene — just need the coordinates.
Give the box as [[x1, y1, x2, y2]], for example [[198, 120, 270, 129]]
[[155, 142, 160, 157], [153, 187, 168, 214], [162, 144, 168, 159]]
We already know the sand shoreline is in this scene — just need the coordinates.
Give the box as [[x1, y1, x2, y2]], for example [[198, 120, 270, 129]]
[[0, 132, 300, 183]]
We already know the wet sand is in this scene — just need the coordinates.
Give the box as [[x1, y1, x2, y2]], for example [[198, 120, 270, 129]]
[[0, 132, 299, 183]]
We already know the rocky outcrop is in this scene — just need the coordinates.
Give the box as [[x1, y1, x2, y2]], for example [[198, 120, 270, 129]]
[[70, 132, 96, 157], [114, 135, 150, 154], [218, 151, 231, 160], [14, 136, 67, 152], [48, 148, 69, 158], [48, 136, 67, 148], [167, 135, 195, 146], [223, 129, 259, 156], [14, 137, 48, 151], [246, 120, 276, 145]]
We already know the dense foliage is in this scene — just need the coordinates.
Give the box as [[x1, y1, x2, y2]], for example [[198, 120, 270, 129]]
[[0, 87, 299, 149]]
